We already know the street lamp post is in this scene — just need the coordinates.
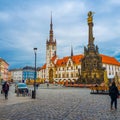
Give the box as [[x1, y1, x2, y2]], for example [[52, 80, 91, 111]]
[[32, 48, 37, 99]]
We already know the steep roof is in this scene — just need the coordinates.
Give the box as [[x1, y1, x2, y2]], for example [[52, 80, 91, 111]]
[[41, 54, 120, 68], [51, 55, 57, 64], [72, 55, 83, 64], [56, 55, 84, 66], [56, 56, 70, 66], [56, 58, 67, 66], [100, 54, 120, 66], [41, 64, 46, 69], [0, 58, 9, 65], [55, 54, 120, 66]]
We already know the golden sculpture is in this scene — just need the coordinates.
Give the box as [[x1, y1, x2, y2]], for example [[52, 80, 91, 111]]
[[87, 11, 95, 24]]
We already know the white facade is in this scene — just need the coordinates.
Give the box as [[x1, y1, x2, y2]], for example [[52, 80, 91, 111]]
[[38, 55, 120, 83], [103, 63, 120, 79], [10, 69, 23, 82]]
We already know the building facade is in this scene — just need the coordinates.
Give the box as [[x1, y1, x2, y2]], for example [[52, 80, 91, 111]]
[[9, 66, 35, 83], [0, 58, 9, 81], [9, 68, 23, 82], [22, 66, 35, 82], [38, 13, 120, 83]]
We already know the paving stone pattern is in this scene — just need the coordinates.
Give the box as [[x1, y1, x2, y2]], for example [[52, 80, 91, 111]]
[[0, 85, 120, 120]]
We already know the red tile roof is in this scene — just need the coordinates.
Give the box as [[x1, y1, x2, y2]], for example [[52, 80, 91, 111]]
[[41, 54, 120, 68], [55, 54, 120, 66], [41, 64, 46, 69], [100, 54, 120, 66], [72, 55, 84, 64], [51, 55, 57, 63], [56, 55, 84, 66], [56, 56, 69, 66]]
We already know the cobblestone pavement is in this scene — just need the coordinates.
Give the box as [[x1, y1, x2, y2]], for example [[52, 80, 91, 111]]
[[0, 84, 120, 120]]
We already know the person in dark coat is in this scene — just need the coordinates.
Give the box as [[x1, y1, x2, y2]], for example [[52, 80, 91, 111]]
[[109, 81, 119, 110], [2, 81, 9, 99]]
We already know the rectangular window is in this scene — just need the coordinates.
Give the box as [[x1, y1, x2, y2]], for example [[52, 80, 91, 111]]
[[76, 73, 78, 77], [71, 74, 73, 77], [67, 74, 68, 77]]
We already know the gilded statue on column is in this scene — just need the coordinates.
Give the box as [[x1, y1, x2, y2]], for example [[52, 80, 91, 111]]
[[87, 11, 94, 23]]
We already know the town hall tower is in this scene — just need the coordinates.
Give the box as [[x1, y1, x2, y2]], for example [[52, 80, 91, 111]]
[[46, 14, 56, 82]]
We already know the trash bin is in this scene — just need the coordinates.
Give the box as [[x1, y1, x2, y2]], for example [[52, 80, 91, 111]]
[[32, 90, 35, 99]]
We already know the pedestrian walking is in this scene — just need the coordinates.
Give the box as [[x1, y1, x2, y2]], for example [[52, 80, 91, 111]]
[[47, 83, 49, 88], [2, 81, 9, 99], [109, 81, 119, 110]]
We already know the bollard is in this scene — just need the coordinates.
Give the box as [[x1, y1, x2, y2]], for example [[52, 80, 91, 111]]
[[32, 90, 35, 99]]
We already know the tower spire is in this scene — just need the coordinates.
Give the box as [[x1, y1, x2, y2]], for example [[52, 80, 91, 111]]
[[50, 12, 53, 30], [49, 12, 53, 42], [71, 45, 73, 57]]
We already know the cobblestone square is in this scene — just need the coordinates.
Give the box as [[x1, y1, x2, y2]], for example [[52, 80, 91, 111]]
[[0, 85, 120, 120]]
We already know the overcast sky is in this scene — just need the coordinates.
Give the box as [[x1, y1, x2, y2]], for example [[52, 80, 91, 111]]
[[0, 0, 120, 69]]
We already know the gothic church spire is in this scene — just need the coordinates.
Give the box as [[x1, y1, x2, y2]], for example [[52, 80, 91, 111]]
[[49, 12, 53, 42], [71, 45, 73, 57]]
